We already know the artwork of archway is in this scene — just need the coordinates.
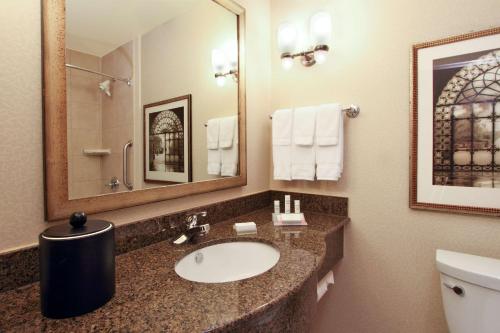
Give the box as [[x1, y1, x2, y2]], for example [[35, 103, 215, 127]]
[[433, 49, 500, 187]]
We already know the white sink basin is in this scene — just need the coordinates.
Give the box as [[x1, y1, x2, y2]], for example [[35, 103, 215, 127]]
[[175, 241, 280, 283]]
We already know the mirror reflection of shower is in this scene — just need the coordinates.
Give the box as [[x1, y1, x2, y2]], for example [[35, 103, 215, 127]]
[[99, 80, 112, 97], [64, 63, 132, 87], [65, 57, 134, 200]]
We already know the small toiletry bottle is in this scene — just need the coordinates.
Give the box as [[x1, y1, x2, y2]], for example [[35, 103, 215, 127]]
[[284, 195, 291, 214], [294, 200, 300, 213], [274, 200, 280, 214]]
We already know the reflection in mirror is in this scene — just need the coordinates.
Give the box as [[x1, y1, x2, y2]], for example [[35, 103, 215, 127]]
[[65, 0, 239, 200]]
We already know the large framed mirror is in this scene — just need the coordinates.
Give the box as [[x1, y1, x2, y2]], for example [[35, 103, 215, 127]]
[[42, 0, 246, 220]]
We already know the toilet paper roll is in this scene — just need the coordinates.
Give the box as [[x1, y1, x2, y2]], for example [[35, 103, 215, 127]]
[[317, 270, 334, 302], [233, 222, 257, 235]]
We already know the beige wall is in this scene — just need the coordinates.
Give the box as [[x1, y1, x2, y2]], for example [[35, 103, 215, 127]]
[[269, 0, 500, 332], [0, 0, 271, 252], [3, 0, 500, 331], [141, 0, 238, 183], [0, 0, 45, 252]]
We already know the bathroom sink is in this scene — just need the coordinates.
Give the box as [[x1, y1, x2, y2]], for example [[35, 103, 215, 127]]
[[174, 241, 280, 283]]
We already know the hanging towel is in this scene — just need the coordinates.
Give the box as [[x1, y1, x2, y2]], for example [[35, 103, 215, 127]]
[[316, 104, 343, 180], [221, 116, 239, 176], [206, 118, 220, 149], [207, 118, 221, 175], [291, 144, 316, 180], [293, 106, 316, 145], [219, 116, 236, 149], [291, 106, 317, 180], [208, 149, 221, 175], [316, 103, 342, 146], [272, 108, 293, 145], [272, 109, 293, 180]]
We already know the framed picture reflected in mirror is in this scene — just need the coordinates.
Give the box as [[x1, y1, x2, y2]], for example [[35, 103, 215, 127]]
[[144, 95, 192, 184]]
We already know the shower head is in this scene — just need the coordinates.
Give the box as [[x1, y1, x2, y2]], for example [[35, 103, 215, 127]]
[[99, 80, 112, 97]]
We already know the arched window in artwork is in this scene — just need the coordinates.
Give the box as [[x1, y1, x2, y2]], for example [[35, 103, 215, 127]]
[[149, 109, 185, 173], [433, 50, 500, 187]]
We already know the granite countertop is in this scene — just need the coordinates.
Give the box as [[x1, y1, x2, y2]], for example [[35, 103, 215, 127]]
[[0, 208, 348, 332]]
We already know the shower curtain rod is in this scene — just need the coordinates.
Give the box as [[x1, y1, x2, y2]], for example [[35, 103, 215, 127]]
[[65, 64, 132, 86]]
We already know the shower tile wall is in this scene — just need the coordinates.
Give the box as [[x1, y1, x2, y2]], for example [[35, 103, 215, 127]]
[[66, 49, 104, 199], [101, 41, 134, 194]]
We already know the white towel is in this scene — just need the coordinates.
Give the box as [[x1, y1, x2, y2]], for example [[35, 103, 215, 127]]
[[273, 146, 292, 180], [293, 106, 316, 145], [291, 144, 316, 180], [207, 118, 221, 175], [291, 106, 316, 180], [221, 116, 238, 176], [219, 116, 236, 149], [206, 118, 220, 149], [316, 103, 342, 146], [316, 105, 343, 180], [272, 109, 293, 180], [207, 149, 221, 175], [272, 108, 293, 146]]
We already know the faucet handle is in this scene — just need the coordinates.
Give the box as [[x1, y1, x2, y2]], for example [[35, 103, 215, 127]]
[[186, 211, 207, 227]]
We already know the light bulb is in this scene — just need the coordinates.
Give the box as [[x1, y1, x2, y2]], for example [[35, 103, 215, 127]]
[[315, 49, 328, 64], [212, 49, 228, 73], [216, 75, 226, 87], [310, 11, 332, 45], [277, 22, 297, 54], [281, 56, 294, 70], [225, 40, 238, 71]]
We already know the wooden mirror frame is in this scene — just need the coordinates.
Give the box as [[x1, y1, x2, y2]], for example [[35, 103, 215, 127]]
[[42, 0, 247, 221]]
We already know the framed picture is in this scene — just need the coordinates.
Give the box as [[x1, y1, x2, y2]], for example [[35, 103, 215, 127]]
[[410, 27, 500, 216], [144, 95, 192, 184]]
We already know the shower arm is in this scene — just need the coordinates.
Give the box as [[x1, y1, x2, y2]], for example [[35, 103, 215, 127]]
[[65, 64, 132, 86]]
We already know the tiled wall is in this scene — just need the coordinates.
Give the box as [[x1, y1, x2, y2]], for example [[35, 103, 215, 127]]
[[66, 49, 103, 198], [66, 42, 134, 198], [101, 41, 134, 194]]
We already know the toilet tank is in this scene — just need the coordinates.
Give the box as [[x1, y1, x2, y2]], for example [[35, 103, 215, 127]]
[[436, 250, 500, 333]]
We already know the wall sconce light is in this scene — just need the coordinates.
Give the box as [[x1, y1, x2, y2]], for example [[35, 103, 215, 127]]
[[278, 11, 332, 70], [212, 44, 238, 87]]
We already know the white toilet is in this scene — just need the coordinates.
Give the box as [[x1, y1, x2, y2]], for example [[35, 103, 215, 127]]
[[436, 249, 500, 333]]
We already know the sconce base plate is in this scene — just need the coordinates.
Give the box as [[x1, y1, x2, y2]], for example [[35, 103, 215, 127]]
[[301, 53, 316, 67]]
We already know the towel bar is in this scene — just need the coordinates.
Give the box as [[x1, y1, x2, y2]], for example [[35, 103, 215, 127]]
[[269, 104, 360, 120], [203, 104, 360, 127]]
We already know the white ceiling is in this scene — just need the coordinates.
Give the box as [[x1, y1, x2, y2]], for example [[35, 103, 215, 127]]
[[66, 0, 203, 57]]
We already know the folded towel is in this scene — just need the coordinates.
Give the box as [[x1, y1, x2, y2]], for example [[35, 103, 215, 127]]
[[316, 103, 342, 146], [219, 116, 237, 149], [291, 144, 316, 180], [272, 108, 293, 145], [316, 106, 343, 180], [221, 116, 238, 176], [207, 118, 221, 175], [291, 106, 316, 180], [272, 109, 293, 180], [293, 106, 316, 146], [207, 148, 221, 175], [206, 118, 220, 149], [273, 146, 292, 180]]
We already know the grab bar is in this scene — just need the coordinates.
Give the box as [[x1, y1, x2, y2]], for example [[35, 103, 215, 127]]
[[123, 141, 133, 190]]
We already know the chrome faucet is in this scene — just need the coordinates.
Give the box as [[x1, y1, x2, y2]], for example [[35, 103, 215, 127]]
[[172, 211, 210, 245]]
